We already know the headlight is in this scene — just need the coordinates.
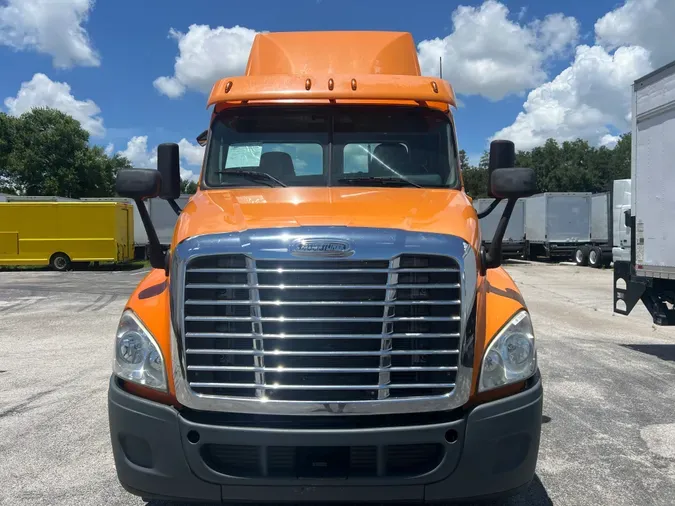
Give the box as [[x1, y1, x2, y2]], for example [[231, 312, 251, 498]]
[[479, 310, 536, 392], [113, 310, 167, 391]]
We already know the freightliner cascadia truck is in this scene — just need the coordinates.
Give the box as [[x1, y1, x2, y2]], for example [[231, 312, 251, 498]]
[[108, 31, 542, 503]]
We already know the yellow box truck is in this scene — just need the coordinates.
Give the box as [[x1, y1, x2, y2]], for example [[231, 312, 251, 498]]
[[0, 201, 134, 270]]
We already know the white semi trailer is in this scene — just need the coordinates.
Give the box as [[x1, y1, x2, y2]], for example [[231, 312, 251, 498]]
[[474, 198, 526, 258], [614, 60, 675, 325]]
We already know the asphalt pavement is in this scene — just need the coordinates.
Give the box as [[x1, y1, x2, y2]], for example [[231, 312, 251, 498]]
[[0, 261, 674, 505]]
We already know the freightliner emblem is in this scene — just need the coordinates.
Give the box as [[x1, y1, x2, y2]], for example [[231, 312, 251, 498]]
[[289, 238, 354, 258]]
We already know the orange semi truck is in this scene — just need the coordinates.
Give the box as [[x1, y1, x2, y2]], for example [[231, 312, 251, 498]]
[[108, 31, 542, 503]]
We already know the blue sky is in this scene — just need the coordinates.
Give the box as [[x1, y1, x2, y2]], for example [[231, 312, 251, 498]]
[[0, 0, 672, 178]]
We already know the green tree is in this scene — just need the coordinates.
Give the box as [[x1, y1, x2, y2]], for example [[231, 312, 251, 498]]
[[2, 108, 131, 198], [0, 114, 18, 194], [462, 150, 489, 198], [180, 179, 198, 194], [458, 149, 470, 171], [611, 133, 631, 182]]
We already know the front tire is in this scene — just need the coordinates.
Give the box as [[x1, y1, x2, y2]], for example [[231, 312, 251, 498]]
[[574, 246, 589, 266], [50, 252, 71, 272]]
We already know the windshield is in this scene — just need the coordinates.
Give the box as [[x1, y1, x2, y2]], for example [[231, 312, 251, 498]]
[[203, 106, 459, 189]]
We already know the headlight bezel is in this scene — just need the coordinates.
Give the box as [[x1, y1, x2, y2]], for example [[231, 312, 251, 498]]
[[478, 309, 536, 393], [113, 309, 168, 392]]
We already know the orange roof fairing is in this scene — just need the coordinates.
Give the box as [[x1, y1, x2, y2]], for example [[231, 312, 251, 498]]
[[206, 31, 456, 110], [245, 31, 422, 77]]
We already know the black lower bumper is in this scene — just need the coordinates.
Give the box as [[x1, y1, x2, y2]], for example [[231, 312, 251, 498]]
[[109, 375, 543, 503]]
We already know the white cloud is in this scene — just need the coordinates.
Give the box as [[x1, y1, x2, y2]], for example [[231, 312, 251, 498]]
[[0, 0, 99, 68], [595, 0, 675, 68], [118, 136, 201, 182], [4, 73, 105, 137], [104, 143, 114, 157], [178, 138, 205, 167], [417, 0, 578, 100], [492, 45, 652, 151], [599, 134, 621, 148], [119, 136, 156, 168], [154, 25, 258, 98]]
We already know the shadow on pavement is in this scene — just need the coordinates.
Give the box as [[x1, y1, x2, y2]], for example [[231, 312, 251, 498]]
[[622, 343, 675, 363], [146, 474, 553, 506]]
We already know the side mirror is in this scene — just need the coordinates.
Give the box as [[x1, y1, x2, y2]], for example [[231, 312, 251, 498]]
[[487, 140, 516, 198], [115, 169, 161, 200], [157, 143, 181, 200], [490, 167, 537, 199], [115, 169, 165, 271]]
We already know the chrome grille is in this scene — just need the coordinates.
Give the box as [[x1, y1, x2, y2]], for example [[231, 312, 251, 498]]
[[182, 253, 462, 403]]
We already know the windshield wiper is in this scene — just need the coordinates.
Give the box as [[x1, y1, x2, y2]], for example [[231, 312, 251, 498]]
[[215, 169, 287, 187], [337, 176, 422, 188]]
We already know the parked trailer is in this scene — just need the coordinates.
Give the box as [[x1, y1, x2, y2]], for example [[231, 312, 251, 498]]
[[474, 198, 525, 257], [614, 60, 675, 325], [611, 179, 631, 264], [524, 192, 592, 261], [0, 201, 134, 270], [569, 192, 613, 268]]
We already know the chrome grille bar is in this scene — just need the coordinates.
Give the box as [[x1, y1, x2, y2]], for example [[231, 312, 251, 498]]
[[185, 315, 460, 322], [186, 283, 461, 290], [185, 299, 461, 306], [188, 366, 458, 373], [186, 332, 461, 339], [187, 267, 460, 274], [186, 349, 460, 356], [189, 382, 457, 390]]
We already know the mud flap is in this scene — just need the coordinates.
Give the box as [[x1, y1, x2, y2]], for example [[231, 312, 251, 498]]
[[613, 260, 645, 316]]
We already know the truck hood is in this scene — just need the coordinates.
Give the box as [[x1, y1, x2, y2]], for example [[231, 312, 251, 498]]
[[173, 187, 480, 249]]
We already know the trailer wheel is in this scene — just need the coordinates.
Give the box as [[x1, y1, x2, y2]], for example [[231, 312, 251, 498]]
[[50, 252, 71, 272], [574, 247, 589, 266], [588, 247, 603, 268]]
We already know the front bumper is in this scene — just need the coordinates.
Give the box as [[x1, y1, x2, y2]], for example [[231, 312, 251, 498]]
[[108, 374, 543, 503]]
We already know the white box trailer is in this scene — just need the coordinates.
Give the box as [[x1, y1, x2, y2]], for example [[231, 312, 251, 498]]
[[524, 192, 595, 261], [474, 198, 525, 257], [614, 60, 675, 325]]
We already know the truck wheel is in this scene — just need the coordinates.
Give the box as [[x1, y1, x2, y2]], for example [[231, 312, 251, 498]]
[[588, 247, 603, 268], [574, 247, 589, 266], [50, 253, 71, 272]]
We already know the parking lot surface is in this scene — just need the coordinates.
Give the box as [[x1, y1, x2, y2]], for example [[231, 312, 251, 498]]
[[1, 262, 674, 505]]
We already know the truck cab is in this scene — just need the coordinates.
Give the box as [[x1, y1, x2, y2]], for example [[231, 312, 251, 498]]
[[108, 31, 542, 503]]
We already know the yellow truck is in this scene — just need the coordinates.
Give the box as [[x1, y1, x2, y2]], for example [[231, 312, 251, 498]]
[[0, 201, 134, 270]]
